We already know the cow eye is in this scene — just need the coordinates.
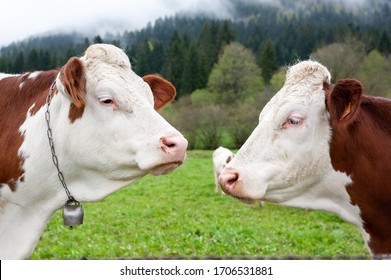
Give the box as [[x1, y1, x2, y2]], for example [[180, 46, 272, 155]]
[[283, 114, 304, 128], [99, 97, 114, 104], [98, 97, 119, 109], [288, 117, 301, 125]]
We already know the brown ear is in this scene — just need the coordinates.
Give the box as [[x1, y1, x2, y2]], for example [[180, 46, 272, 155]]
[[142, 75, 176, 111], [60, 57, 87, 108], [326, 79, 363, 124]]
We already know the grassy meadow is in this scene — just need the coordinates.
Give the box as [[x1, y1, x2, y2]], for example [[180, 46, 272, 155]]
[[32, 150, 369, 259]]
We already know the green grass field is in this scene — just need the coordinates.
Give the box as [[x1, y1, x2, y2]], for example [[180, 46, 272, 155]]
[[32, 150, 369, 259]]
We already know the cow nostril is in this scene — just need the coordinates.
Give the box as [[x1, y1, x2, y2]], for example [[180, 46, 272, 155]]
[[219, 171, 239, 189], [160, 135, 188, 154], [227, 176, 238, 186], [165, 141, 176, 148], [161, 137, 176, 149]]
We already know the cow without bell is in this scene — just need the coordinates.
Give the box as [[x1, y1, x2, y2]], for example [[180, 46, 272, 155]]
[[219, 60, 391, 257], [0, 44, 188, 259], [212, 146, 234, 194]]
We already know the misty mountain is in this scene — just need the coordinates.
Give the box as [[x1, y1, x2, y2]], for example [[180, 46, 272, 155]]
[[1, 0, 390, 54], [1, 0, 391, 94], [114, 0, 391, 48]]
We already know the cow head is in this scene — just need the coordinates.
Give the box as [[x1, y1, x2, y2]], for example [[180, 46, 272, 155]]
[[219, 60, 339, 204], [47, 44, 187, 200]]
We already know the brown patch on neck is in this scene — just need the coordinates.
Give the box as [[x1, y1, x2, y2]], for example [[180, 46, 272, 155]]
[[0, 70, 58, 191], [327, 93, 391, 255]]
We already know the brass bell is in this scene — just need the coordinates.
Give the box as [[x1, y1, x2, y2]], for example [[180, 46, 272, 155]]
[[62, 201, 84, 229]]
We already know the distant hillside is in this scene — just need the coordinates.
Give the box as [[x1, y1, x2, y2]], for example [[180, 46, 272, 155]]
[[2, 0, 390, 54], [1, 0, 390, 97]]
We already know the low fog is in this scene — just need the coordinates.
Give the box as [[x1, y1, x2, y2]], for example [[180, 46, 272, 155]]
[[0, 0, 384, 47]]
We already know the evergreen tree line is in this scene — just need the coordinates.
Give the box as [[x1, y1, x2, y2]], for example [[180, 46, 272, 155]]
[[161, 39, 391, 150], [1, 1, 391, 99], [2, 0, 391, 150], [0, 35, 112, 74]]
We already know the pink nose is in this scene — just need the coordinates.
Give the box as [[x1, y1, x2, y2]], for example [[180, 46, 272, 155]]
[[160, 135, 188, 159], [219, 169, 239, 194]]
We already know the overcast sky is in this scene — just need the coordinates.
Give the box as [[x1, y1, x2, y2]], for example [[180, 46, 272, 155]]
[[0, 0, 233, 47], [0, 0, 371, 48]]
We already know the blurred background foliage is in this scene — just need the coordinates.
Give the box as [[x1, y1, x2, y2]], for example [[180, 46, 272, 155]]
[[2, 0, 391, 149]]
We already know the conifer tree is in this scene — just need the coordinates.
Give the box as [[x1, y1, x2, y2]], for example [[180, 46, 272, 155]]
[[258, 39, 278, 85], [162, 31, 185, 97], [26, 49, 40, 71], [198, 22, 219, 87], [181, 41, 202, 95], [378, 30, 391, 56], [13, 52, 24, 73]]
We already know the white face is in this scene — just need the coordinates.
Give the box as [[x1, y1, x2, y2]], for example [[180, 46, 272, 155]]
[[213, 147, 234, 174], [56, 45, 187, 186], [220, 61, 333, 204]]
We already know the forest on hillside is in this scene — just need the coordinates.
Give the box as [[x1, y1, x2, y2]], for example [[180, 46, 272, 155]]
[[1, 0, 391, 149]]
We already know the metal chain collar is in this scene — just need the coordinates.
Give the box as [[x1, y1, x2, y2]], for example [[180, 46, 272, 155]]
[[45, 81, 79, 205]]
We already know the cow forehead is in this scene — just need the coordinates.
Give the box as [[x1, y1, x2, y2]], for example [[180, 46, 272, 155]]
[[83, 44, 130, 68], [285, 60, 331, 85], [260, 61, 331, 122], [82, 44, 134, 84], [81, 44, 153, 104]]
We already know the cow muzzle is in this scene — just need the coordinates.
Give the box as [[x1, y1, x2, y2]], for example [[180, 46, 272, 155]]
[[160, 135, 188, 155], [149, 134, 188, 175], [219, 168, 259, 204]]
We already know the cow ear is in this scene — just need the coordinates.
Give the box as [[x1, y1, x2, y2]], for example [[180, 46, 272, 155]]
[[327, 79, 363, 124], [142, 75, 176, 111], [60, 57, 87, 108]]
